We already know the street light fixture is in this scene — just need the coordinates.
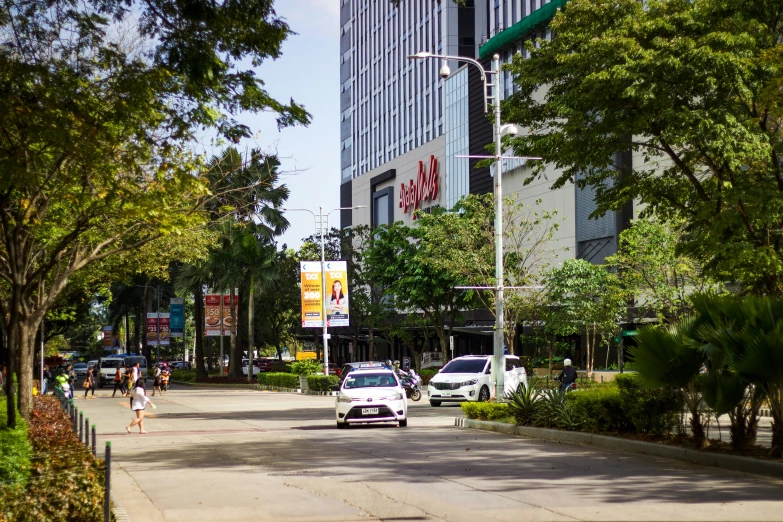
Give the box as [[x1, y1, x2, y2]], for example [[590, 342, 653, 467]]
[[285, 205, 366, 376], [408, 51, 540, 401]]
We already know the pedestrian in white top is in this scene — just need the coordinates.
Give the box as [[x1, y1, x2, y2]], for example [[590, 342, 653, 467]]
[[131, 362, 140, 384], [126, 379, 155, 434]]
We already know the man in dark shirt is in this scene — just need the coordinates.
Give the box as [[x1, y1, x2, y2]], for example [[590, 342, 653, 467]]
[[556, 358, 578, 391]]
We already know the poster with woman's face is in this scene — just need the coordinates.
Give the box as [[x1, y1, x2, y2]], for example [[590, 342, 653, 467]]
[[325, 261, 349, 327]]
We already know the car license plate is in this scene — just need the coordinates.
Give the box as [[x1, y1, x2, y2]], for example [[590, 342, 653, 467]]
[[362, 408, 379, 415], [442, 391, 452, 397]]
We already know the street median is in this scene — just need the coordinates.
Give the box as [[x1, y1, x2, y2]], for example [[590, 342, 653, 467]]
[[455, 417, 783, 478]]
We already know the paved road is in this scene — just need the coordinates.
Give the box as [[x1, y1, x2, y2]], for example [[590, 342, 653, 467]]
[[73, 385, 783, 522]]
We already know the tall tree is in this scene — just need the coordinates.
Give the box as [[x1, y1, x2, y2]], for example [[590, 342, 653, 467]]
[[544, 259, 626, 376], [0, 0, 309, 424], [364, 222, 464, 362], [418, 194, 561, 354], [607, 218, 724, 324], [504, 0, 783, 294]]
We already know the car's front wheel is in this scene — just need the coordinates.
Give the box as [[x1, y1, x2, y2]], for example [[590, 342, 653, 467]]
[[336, 422, 347, 429], [399, 419, 407, 427], [430, 400, 441, 407], [478, 386, 490, 402]]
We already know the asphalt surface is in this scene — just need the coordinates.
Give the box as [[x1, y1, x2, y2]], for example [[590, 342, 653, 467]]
[[70, 384, 783, 522]]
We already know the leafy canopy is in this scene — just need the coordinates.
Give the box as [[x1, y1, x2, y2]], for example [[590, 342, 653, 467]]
[[505, 0, 783, 293]]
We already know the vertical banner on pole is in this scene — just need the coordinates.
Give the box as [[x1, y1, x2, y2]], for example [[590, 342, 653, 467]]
[[102, 326, 113, 351], [158, 313, 170, 346], [300, 262, 323, 328], [222, 294, 237, 336], [324, 261, 349, 327], [204, 295, 222, 336], [170, 298, 184, 337], [146, 313, 158, 346]]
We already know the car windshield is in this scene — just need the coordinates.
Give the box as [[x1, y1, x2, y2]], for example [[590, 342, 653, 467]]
[[73, 363, 87, 369], [440, 359, 487, 374], [343, 373, 398, 389], [100, 360, 123, 369]]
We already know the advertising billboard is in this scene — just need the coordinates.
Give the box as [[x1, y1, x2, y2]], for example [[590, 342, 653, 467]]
[[324, 261, 349, 327], [146, 313, 158, 345], [158, 313, 170, 346], [205, 294, 222, 336], [170, 298, 184, 337], [300, 262, 323, 328]]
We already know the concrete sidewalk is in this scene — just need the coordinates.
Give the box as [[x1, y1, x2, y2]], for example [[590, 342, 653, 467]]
[[74, 387, 783, 522]]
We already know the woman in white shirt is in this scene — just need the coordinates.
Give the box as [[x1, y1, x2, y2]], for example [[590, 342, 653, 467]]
[[126, 379, 155, 434]]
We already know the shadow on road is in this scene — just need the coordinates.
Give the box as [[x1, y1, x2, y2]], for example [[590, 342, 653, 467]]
[[112, 421, 783, 506]]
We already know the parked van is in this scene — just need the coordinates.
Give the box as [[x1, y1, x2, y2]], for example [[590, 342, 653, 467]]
[[98, 357, 125, 387], [98, 355, 148, 386]]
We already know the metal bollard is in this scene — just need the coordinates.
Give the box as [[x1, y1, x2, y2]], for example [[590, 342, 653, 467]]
[[85, 417, 90, 446], [92, 425, 97, 457], [79, 411, 84, 442], [104, 442, 111, 522]]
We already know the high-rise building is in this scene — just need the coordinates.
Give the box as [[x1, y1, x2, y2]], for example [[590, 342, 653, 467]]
[[339, 0, 479, 229]]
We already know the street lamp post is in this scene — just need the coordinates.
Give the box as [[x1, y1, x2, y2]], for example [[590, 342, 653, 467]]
[[286, 206, 365, 376], [407, 51, 539, 401]]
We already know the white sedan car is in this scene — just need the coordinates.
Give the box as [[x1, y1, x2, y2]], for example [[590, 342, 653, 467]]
[[335, 368, 408, 428]]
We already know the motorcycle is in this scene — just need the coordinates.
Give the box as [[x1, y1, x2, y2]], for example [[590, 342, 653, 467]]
[[400, 371, 422, 402]]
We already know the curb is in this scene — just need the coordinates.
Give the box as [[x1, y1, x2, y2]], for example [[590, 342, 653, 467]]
[[170, 380, 339, 395], [257, 385, 338, 396], [455, 418, 783, 478], [112, 494, 131, 521], [170, 380, 258, 389]]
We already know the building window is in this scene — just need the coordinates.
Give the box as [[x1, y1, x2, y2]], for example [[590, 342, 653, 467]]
[[372, 187, 394, 228]]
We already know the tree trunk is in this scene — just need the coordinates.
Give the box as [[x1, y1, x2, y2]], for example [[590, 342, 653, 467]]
[[15, 321, 36, 416], [134, 305, 141, 354], [229, 286, 243, 378], [194, 284, 208, 379], [143, 288, 153, 364], [4, 319, 17, 428], [247, 274, 255, 383]]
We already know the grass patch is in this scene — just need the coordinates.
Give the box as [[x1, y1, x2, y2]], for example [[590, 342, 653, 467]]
[[0, 396, 32, 488]]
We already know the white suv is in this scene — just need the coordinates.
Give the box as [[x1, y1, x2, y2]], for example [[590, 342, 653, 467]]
[[427, 355, 528, 406]]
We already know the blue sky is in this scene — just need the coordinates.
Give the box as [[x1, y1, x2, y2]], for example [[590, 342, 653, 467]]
[[227, 0, 340, 249]]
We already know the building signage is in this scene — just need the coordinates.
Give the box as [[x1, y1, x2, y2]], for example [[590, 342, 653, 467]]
[[102, 326, 113, 350], [399, 155, 439, 217], [300, 262, 324, 328]]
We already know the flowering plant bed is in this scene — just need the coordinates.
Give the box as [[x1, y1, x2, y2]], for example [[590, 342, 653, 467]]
[[0, 396, 110, 521]]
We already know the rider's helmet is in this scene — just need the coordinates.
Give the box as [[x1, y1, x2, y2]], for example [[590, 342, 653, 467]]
[[385, 360, 392, 367], [393, 360, 400, 367], [564, 358, 572, 367]]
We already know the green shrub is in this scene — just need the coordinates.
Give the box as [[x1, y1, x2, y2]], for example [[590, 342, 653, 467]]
[[307, 375, 340, 392], [170, 369, 195, 382], [507, 382, 540, 426], [0, 397, 31, 488], [258, 372, 299, 388], [567, 385, 631, 433], [418, 368, 438, 385], [461, 402, 510, 421], [290, 360, 323, 376], [615, 373, 683, 436], [1, 396, 106, 521], [533, 388, 568, 428]]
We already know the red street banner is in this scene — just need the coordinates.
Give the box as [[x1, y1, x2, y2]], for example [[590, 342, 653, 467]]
[[223, 294, 237, 336], [158, 313, 170, 346], [146, 313, 158, 346], [205, 295, 222, 336]]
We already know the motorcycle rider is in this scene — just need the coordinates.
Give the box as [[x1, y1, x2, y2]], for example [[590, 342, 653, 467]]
[[556, 358, 577, 392]]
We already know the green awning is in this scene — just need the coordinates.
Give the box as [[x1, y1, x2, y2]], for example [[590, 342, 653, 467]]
[[479, 0, 569, 60]]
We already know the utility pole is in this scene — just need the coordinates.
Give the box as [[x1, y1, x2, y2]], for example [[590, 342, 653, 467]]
[[319, 206, 330, 377]]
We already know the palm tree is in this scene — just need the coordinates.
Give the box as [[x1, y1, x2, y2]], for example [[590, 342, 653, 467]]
[[631, 319, 706, 447], [203, 148, 290, 379], [174, 262, 214, 380]]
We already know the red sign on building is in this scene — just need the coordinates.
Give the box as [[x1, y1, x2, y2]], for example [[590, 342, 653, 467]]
[[399, 155, 439, 218]]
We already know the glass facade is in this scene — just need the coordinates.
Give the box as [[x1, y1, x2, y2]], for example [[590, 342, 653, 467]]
[[445, 66, 470, 209]]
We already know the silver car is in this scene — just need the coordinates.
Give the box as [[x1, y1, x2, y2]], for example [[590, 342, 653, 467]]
[[72, 362, 89, 378]]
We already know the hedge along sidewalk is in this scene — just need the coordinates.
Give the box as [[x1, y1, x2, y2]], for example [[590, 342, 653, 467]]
[[455, 417, 783, 479], [170, 380, 338, 396]]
